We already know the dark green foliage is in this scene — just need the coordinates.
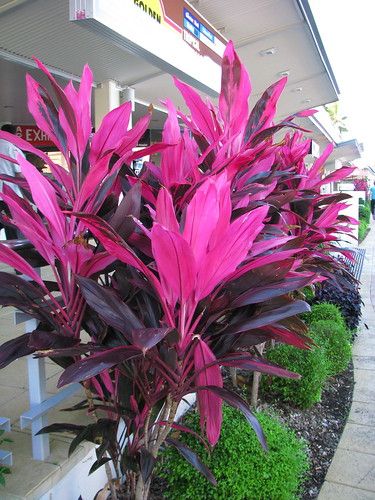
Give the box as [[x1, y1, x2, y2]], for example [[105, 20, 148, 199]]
[[358, 219, 369, 242], [359, 204, 370, 224], [358, 201, 370, 241], [159, 406, 308, 500], [303, 302, 345, 328], [263, 344, 328, 408], [309, 320, 351, 376], [302, 286, 315, 304]]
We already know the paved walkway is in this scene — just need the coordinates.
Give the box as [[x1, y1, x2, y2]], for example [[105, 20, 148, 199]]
[[319, 227, 375, 499]]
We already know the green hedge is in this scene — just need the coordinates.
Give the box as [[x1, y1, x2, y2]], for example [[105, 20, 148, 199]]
[[309, 320, 351, 376], [159, 406, 308, 500], [359, 219, 369, 242], [359, 204, 371, 224], [303, 302, 346, 328], [262, 344, 328, 408]]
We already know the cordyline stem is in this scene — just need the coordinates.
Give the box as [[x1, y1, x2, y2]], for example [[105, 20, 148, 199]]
[[84, 383, 118, 500], [134, 398, 179, 500]]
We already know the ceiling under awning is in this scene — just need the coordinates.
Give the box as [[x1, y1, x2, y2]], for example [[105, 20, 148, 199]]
[[0, 0, 338, 126]]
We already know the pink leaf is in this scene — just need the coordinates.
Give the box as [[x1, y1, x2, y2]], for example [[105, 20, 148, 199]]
[[0, 242, 44, 285], [90, 102, 132, 164], [174, 77, 218, 143], [183, 179, 220, 262], [18, 155, 66, 244], [155, 188, 179, 233], [219, 41, 251, 137], [197, 205, 268, 299], [194, 339, 223, 446], [151, 223, 196, 306]]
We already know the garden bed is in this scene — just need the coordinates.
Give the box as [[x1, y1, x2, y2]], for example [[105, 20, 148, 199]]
[[151, 362, 354, 499]]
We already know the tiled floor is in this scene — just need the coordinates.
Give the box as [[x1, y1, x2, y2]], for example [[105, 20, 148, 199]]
[[319, 226, 375, 499]]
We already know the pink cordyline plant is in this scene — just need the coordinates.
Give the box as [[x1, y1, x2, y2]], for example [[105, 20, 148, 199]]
[[0, 42, 356, 498]]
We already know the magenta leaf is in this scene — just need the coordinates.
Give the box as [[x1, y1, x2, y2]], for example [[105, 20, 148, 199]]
[[90, 101, 132, 164], [151, 223, 196, 305], [0, 242, 44, 285], [194, 339, 223, 446]]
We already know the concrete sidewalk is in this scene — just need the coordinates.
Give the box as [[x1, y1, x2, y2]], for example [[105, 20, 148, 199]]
[[319, 228, 375, 499]]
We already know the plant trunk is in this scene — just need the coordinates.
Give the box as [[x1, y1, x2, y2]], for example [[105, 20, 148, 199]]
[[230, 367, 237, 386], [250, 343, 266, 408], [134, 475, 151, 500]]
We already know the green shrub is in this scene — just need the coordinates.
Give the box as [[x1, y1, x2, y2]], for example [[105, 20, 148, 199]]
[[303, 302, 346, 327], [302, 285, 315, 304], [159, 406, 308, 500], [359, 204, 370, 224], [262, 344, 328, 408], [358, 219, 369, 242], [0, 430, 11, 487], [310, 320, 351, 376]]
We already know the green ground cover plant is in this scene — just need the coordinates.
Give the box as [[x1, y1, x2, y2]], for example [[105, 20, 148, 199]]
[[159, 405, 308, 500]]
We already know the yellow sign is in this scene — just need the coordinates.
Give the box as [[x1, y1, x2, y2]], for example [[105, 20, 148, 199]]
[[133, 0, 163, 25]]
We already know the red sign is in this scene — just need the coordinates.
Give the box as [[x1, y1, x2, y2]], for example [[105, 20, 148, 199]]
[[15, 125, 55, 148]]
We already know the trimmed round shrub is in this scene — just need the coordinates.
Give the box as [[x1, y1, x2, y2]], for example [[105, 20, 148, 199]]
[[303, 302, 345, 328], [159, 405, 308, 500], [262, 344, 328, 408], [310, 320, 351, 376]]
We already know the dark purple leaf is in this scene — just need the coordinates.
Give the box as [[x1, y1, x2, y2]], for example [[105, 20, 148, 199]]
[[139, 447, 156, 483], [229, 300, 310, 334], [0, 334, 34, 368], [89, 457, 111, 476], [109, 182, 141, 239], [194, 386, 268, 451], [132, 327, 173, 350], [36, 422, 85, 435], [28, 330, 80, 350], [232, 276, 313, 306], [219, 353, 300, 379], [58, 346, 141, 387], [166, 437, 217, 485], [76, 276, 144, 343]]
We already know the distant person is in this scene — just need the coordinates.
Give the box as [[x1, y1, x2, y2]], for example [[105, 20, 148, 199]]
[[0, 124, 24, 239], [370, 181, 375, 220]]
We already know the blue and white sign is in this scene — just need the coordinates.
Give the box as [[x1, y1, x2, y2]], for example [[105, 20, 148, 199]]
[[183, 8, 225, 57]]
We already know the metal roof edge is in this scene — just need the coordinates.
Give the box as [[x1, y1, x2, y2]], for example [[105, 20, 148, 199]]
[[295, 0, 340, 97]]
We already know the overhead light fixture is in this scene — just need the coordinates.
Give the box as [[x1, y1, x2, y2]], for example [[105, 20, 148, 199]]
[[302, 99, 312, 104], [278, 70, 290, 77], [259, 47, 276, 56], [292, 87, 303, 92]]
